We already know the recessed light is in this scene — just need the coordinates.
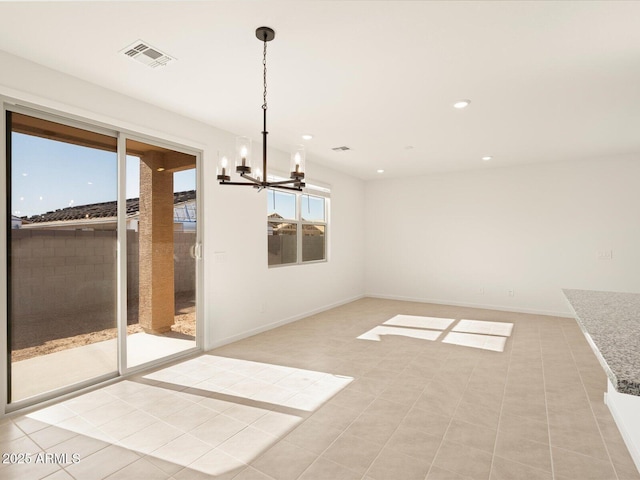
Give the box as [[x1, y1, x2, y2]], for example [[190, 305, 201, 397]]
[[377, 169, 385, 173], [453, 99, 471, 109], [301, 134, 313, 140], [482, 156, 492, 161]]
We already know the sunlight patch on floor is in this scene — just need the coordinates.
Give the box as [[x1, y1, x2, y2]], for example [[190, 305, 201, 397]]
[[358, 315, 514, 352], [357, 325, 443, 342], [383, 314, 455, 330]]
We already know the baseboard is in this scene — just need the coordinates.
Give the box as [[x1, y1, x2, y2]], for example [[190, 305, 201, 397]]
[[366, 293, 572, 318], [207, 294, 366, 350]]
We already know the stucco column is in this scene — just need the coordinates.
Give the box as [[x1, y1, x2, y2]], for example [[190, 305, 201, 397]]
[[138, 151, 175, 333]]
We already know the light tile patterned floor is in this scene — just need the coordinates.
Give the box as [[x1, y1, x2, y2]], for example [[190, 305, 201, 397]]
[[1, 298, 639, 479]]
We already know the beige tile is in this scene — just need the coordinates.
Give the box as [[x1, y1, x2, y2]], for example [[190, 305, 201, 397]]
[[189, 414, 247, 447], [344, 413, 400, 445], [79, 398, 133, 426], [7, 299, 630, 480], [309, 402, 360, 431], [489, 456, 552, 480], [299, 457, 361, 480], [251, 441, 317, 480], [0, 420, 24, 443], [364, 397, 411, 421], [401, 406, 451, 438], [322, 432, 382, 474], [498, 412, 549, 445], [150, 433, 213, 467], [104, 457, 170, 480], [414, 393, 459, 419], [46, 433, 110, 460], [161, 402, 218, 431], [0, 459, 61, 479], [366, 446, 430, 480], [285, 419, 342, 454], [328, 388, 376, 411], [444, 418, 497, 453], [186, 448, 246, 480], [501, 396, 548, 423], [551, 446, 617, 480], [378, 383, 425, 405], [65, 444, 140, 480], [548, 410, 609, 460], [426, 465, 468, 479], [40, 469, 75, 480], [218, 426, 279, 464], [251, 410, 304, 437], [432, 440, 493, 480], [28, 425, 78, 450], [494, 428, 552, 472], [346, 377, 388, 396], [118, 421, 183, 454], [223, 403, 270, 425], [386, 424, 442, 461], [98, 410, 159, 441], [0, 434, 42, 456], [233, 467, 278, 480], [454, 400, 501, 430]]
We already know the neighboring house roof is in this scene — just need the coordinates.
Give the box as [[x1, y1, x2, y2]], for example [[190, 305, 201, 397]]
[[23, 190, 196, 224]]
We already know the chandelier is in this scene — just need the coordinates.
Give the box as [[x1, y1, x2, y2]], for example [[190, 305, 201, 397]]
[[217, 27, 306, 192]]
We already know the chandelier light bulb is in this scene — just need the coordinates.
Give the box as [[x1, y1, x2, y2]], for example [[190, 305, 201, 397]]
[[217, 155, 231, 181]]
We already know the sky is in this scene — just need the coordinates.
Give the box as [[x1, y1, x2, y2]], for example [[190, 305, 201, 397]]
[[267, 189, 325, 222], [11, 132, 195, 218]]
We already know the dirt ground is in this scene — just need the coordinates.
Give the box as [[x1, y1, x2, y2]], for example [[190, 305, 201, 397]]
[[12, 303, 196, 363]]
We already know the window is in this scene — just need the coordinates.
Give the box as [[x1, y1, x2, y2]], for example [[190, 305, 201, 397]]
[[267, 186, 328, 266]]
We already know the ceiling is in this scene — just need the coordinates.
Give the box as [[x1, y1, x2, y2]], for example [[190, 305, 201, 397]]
[[0, 1, 639, 180]]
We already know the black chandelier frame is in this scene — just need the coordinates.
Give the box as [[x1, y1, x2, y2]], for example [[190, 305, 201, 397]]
[[218, 26, 305, 192]]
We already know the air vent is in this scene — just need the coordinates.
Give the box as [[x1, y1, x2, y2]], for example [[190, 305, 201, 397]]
[[332, 146, 351, 152], [120, 40, 174, 68]]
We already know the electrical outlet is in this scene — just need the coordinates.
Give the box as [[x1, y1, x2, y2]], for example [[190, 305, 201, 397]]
[[477, 287, 485, 295], [508, 289, 515, 297], [597, 250, 613, 260]]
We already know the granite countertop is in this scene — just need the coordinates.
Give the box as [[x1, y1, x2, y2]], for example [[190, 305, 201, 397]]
[[563, 289, 640, 396]]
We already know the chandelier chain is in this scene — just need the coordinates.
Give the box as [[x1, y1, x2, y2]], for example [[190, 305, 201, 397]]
[[262, 39, 268, 110]]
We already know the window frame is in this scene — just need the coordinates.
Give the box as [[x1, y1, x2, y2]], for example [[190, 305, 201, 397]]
[[267, 177, 329, 268]]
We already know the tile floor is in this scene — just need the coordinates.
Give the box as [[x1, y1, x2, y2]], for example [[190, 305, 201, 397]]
[[1, 298, 639, 479]]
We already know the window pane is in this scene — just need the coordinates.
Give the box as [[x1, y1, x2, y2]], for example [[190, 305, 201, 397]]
[[268, 221, 297, 265], [300, 194, 325, 222], [8, 112, 118, 402], [302, 224, 325, 262], [267, 190, 296, 221]]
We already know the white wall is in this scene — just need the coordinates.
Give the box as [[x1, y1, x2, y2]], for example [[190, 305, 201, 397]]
[[0, 49, 366, 359], [365, 157, 640, 316]]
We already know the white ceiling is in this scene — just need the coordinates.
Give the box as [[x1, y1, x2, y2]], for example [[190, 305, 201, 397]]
[[0, 1, 639, 180]]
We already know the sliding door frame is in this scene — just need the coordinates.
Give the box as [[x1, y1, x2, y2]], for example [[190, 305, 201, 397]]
[[1, 98, 203, 414], [118, 132, 203, 376]]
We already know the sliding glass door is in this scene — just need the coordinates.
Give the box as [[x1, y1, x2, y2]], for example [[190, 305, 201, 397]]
[[124, 138, 198, 368], [5, 108, 200, 407], [7, 111, 119, 403]]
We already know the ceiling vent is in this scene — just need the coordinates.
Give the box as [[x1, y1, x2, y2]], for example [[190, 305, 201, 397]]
[[120, 40, 174, 68], [332, 146, 351, 152]]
